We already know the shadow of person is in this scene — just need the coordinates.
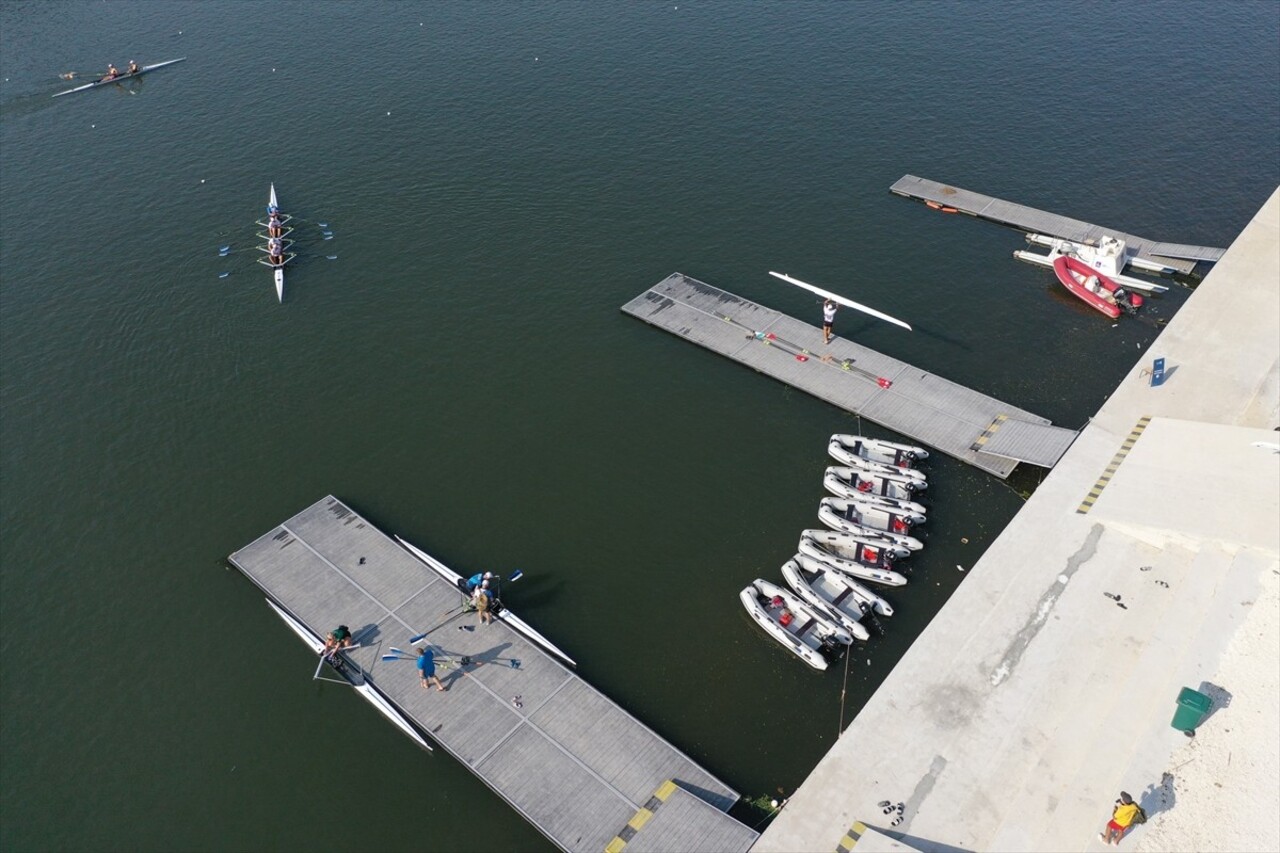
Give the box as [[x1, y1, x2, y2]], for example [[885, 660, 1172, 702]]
[[1139, 771, 1177, 820]]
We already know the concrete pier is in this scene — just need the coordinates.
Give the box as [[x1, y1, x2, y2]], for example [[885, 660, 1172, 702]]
[[755, 187, 1279, 852]]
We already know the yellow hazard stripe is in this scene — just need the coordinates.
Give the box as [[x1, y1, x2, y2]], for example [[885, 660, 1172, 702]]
[[1077, 417, 1151, 514], [606, 780, 678, 853]]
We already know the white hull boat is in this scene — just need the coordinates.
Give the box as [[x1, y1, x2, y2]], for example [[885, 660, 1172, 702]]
[[823, 469, 928, 517], [798, 529, 909, 587], [256, 183, 294, 302], [782, 557, 883, 641], [739, 578, 851, 670], [792, 552, 894, 617], [828, 436, 928, 480], [830, 434, 928, 467], [824, 465, 925, 501], [819, 497, 924, 550], [264, 599, 432, 751], [1013, 233, 1172, 293]]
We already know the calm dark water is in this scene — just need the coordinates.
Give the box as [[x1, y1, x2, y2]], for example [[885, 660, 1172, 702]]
[[2, 2, 1276, 850]]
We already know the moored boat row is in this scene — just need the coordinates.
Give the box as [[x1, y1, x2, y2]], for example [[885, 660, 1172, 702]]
[[741, 433, 937, 669]]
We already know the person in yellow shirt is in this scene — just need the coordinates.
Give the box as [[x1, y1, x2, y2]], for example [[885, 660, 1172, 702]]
[[1100, 791, 1140, 844]]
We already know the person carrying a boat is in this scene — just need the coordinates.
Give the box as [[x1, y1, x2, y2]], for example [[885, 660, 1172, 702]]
[[127, 60, 140, 75], [822, 299, 838, 345], [101, 63, 120, 82]]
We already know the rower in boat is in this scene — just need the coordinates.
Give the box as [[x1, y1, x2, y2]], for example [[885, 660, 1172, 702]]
[[267, 236, 285, 267], [127, 60, 141, 75], [101, 63, 120, 82], [266, 210, 284, 239]]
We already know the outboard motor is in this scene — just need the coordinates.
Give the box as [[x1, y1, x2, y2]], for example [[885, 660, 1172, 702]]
[[1114, 287, 1143, 314], [818, 636, 844, 661], [860, 602, 886, 636]]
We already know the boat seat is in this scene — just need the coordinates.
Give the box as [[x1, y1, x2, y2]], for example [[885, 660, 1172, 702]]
[[794, 617, 817, 637], [830, 587, 854, 608]]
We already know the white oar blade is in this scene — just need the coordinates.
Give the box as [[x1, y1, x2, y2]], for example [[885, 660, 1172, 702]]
[[769, 271, 912, 331]]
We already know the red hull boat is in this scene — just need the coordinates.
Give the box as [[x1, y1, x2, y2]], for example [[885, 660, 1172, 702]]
[[1052, 254, 1143, 318]]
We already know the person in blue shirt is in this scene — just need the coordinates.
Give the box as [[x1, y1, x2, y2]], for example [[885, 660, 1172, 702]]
[[417, 647, 445, 692], [465, 571, 493, 593]]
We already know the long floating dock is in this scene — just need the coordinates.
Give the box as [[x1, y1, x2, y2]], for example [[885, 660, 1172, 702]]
[[229, 496, 757, 853], [622, 273, 1078, 477], [889, 174, 1226, 274]]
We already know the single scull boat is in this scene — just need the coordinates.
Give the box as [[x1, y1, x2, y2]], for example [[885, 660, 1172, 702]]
[[52, 58, 186, 97], [263, 599, 433, 751]]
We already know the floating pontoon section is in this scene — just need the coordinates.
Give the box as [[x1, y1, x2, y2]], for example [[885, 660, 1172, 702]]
[[622, 273, 1078, 476], [229, 496, 755, 853], [889, 175, 1225, 273]]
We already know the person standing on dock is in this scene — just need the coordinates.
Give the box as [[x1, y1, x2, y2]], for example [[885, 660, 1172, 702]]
[[822, 299, 838, 345], [417, 647, 446, 692], [473, 581, 493, 626]]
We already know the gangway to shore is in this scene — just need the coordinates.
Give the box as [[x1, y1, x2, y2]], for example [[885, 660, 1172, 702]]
[[889, 175, 1225, 273], [228, 496, 758, 853], [621, 273, 1078, 477]]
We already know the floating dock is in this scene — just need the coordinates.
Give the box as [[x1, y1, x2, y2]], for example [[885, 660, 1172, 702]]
[[228, 496, 758, 853], [889, 174, 1226, 274], [622, 273, 1077, 477]]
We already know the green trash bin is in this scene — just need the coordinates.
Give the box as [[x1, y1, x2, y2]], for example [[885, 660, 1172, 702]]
[[1170, 687, 1213, 736]]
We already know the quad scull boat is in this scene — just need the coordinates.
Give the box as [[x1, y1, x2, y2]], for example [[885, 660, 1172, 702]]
[[52, 57, 186, 97], [256, 183, 294, 302]]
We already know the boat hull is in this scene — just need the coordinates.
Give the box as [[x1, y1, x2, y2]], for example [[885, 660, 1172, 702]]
[[819, 497, 924, 550], [1051, 255, 1144, 318], [824, 465, 925, 501], [793, 552, 894, 617], [781, 558, 872, 641], [828, 437, 927, 480], [798, 530, 909, 587], [739, 578, 851, 669], [394, 535, 578, 667]]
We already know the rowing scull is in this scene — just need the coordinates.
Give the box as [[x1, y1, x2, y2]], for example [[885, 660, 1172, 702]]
[[394, 535, 579, 668], [255, 183, 294, 302], [52, 58, 186, 97], [264, 599, 433, 752]]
